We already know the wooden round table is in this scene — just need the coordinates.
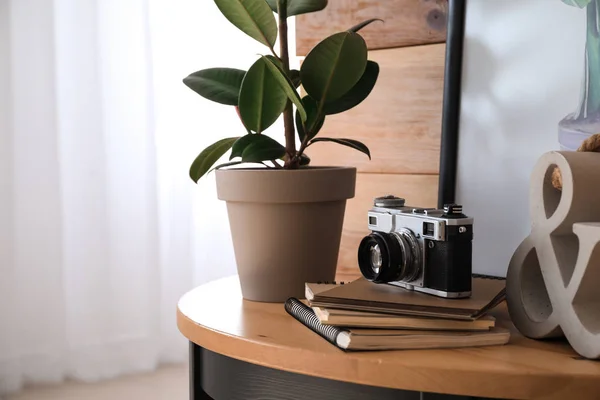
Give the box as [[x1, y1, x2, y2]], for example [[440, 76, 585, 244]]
[[177, 276, 600, 400]]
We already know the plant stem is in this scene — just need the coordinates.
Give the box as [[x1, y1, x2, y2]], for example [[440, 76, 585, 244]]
[[271, 159, 283, 169], [297, 137, 310, 156], [277, 0, 297, 168], [296, 108, 325, 159], [268, 44, 279, 59]]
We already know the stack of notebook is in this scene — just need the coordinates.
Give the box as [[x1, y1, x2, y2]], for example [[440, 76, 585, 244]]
[[285, 277, 510, 351]]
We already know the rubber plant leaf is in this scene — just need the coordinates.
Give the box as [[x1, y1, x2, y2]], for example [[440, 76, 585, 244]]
[[290, 69, 301, 88], [230, 133, 258, 160], [241, 134, 286, 162], [189, 137, 239, 182], [295, 96, 324, 142], [348, 18, 384, 33], [310, 137, 371, 159], [239, 57, 288, 133], [261, 55, 307, 122], [300, 32, 368, 104], [183, 68, 246, 106], [323, 61, 379, 115], [209, 161, 244, 173], [214, 0, 278, 48], [265, 0, 328, 17], [299, 153, 311, 166]]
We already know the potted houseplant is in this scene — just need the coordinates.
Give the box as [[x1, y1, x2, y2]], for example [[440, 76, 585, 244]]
[[184, 0, 380, 302]]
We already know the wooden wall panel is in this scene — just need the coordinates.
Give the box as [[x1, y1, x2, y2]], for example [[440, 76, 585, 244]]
[[296, 1, 447, 278], [336, 174, 439, 277], [306, 44, 445, 175], [295, 0, 447, 56]]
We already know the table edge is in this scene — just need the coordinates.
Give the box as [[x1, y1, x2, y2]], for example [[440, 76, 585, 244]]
[[177, 304, 600, 399]]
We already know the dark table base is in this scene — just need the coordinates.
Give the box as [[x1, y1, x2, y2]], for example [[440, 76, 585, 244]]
[[189, 343, 495, 400]]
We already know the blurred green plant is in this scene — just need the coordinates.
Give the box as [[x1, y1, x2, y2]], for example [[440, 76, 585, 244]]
[[562, 0, 600, 121], [184, 0, 381, 182]]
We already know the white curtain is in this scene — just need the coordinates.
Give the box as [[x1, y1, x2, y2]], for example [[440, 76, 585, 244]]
[[0, 0, 293, 394]]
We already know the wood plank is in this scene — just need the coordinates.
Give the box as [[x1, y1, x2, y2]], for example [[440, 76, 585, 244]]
[[305, 45, 445, 175], [295, 0, 447, 56], [336, 173, 439, 276]]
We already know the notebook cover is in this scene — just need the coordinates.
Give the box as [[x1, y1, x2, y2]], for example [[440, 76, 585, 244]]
[[308, 301, 476, 320], [286, 297, 510, 351], [309, 277, 505, 319], [305, 281, 351, 301], [313, 306, 496, 330], [340, 327, 510, 351]]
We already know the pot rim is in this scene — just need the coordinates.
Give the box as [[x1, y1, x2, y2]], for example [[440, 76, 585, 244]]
[[216, 166, 356, 173], [215, 166, 357, 203]]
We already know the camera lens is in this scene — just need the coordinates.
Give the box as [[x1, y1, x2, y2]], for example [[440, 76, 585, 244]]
[[358, 230, 422, 284], [370, 244, 382, 274], [358, 232, 401, 283], [391, 228, 422, 283]]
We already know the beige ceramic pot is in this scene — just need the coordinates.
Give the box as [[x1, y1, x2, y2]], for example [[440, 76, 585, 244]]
[[216, 167, 356, 302]]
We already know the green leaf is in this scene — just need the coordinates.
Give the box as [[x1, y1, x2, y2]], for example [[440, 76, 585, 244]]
[[323, 61, 379, 115], [261, 56, 307, 122], [189, 137, 239, 183], [264, 55, 283, 68], [265, 0, 328, 16], [265, 0, 278, 12], [299, 153, 311, 166], [183, 68, 246, 106], [239, 58, 288, 133], [300, 32, 368, 103], [562, 0, 591, 7], [310, 137, 371, 159], [214, 0, 277, 48], [230, 134, 258, 160], [348, 18, 383, 33], [296, 96, 324, 142], [241, 135, 286, 162], [290, 69, 301, 88], [295, 109, 307, 142], [209, 161, 244, 173]]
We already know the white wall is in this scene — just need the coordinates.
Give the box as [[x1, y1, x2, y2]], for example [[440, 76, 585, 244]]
[[456, 0, 586, 276]]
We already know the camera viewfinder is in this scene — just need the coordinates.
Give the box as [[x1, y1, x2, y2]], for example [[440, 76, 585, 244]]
[[423, 222, 435, 237]]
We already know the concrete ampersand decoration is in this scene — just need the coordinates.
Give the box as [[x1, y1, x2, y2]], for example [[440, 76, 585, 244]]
[[506, 151, 600, 359]]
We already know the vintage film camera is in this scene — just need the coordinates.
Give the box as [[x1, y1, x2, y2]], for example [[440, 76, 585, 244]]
[[358, 195, 474, 298]]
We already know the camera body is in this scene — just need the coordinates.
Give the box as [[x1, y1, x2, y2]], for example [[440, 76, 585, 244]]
[[358, 196, 473, 298]]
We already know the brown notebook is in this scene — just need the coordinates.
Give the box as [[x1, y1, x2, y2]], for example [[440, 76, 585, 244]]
[[285, 298, 510, 351], [306, 277, 506, 321], [313, 307, 496, 331], [335, 327, 510, 351]]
